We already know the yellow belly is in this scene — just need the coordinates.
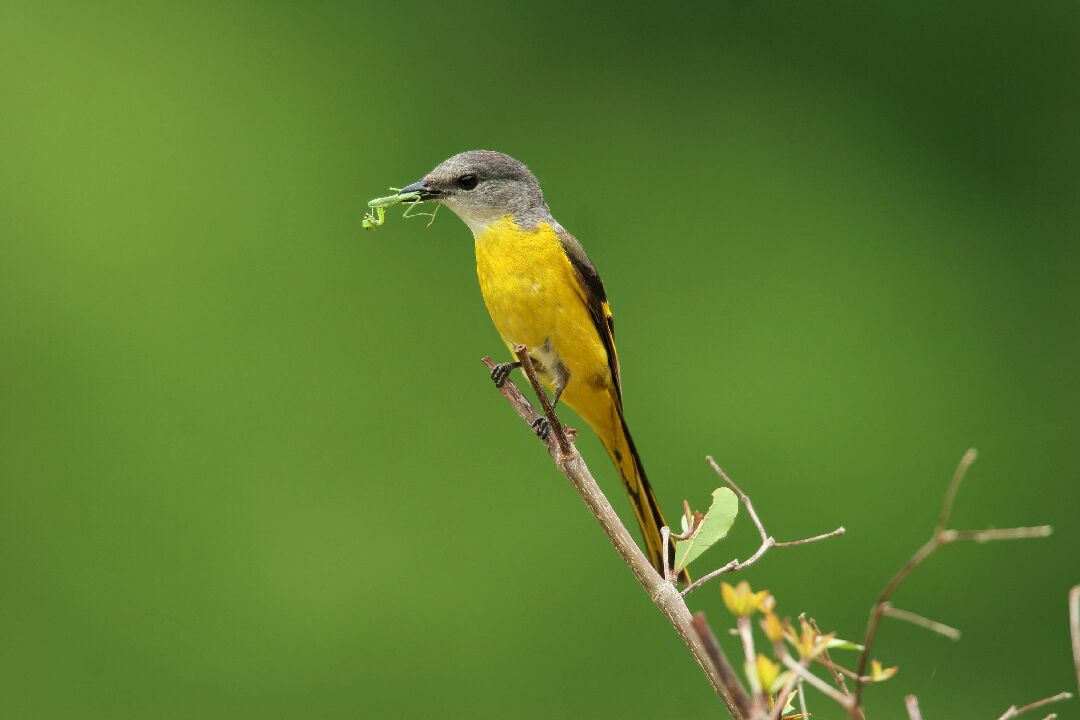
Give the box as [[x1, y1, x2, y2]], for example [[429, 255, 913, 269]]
[[474, 216, 613, 406]]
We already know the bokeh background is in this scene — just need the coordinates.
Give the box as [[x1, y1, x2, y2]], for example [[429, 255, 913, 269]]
[[2, 1, 1078, 718]]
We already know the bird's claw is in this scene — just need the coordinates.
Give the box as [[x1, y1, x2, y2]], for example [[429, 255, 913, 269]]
[[531, 416, 551, 439], [490, 362, 517, 388]]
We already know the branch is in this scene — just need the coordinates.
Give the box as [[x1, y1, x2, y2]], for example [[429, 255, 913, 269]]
[[1071, 585, 1080, 697], [481, 356, 745, 718], [681, 457, 845, 596], [691, 613, 753, 718], [781, 654, 852, 708], [905, 695, 924, 720], [936, 447, 977, 533], [808, 616, 852, 696], [945, 527, 1052, 543], [852, 449, 1055, 712], [511, 344, 571, 455], [817, 660, 871, 684], [774, 529, 848, 548], [770, 674, 799, 720], [882, 604, 961, 641], [996, 692, 1072, 720], [737, 616, 765, 715]]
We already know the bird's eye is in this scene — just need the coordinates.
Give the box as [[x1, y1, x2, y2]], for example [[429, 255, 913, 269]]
[[457, 174, 479, 190]]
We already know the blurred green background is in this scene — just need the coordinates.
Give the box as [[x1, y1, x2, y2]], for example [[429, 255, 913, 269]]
[[2, 1, 1078, 718]]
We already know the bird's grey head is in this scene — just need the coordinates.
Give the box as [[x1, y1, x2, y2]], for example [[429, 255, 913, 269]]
[[399, 150, 548, 234]]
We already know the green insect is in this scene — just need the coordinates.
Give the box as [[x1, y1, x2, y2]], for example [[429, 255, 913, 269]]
[[361, 206, 386, 229], [362, 189, 439, 230]]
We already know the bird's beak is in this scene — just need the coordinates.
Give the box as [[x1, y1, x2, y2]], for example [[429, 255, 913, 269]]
[[399, 180, 441, 201]]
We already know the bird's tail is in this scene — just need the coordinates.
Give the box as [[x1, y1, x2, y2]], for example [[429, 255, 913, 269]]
[[597, 406, 689, 585]]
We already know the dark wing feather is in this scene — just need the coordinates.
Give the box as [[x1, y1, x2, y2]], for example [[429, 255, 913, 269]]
[[553, 224, 622, 401]]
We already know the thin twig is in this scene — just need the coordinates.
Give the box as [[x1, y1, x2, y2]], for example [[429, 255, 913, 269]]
[[681, 458, 844, 596], [660, 526, 672, 582], [823, 661, 871, 684], [946, 527, 1052, 543], [809, 616, 851, 696], [852, 450, 1054, 711], [781, 654, 852, 708], [773, 529, 849, 548], [996, 691, 1072, 720], [480, 357, 745, 718], [936, 448, 977, 533], [771, 673, 799, 720], [691, 613, 753, 718], [882, 604, 961, 641], [709, 457, 770, 545], [905, 694, 924, 720], [737, 616, 765, 715], [1070, 585, 1080, 696], [798, 678, 809, 720], [672, 501, 704, 541]]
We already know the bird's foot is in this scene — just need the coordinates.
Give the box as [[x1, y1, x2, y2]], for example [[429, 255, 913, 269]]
[[531, 416, 551, 439], [490, 361, 521, 388]]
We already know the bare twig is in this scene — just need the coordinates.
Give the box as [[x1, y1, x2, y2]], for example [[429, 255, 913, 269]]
[[773, 529, 849, 548], [946, 527, 1052, 543], [821, 661, 872, 684], [936, 448, 978, 533], [808, 616, 852, 696], [996, 691, 1072, 720], [882, 604, 961, 641], [771, 674, 799, 720], [852, 449, 1054, 711], [798, 679, 810, 720], [737, 616, 765, 715], [1070, 585, 1080, 695], [481, 357, 744, 718], [660, 526, 672, 582], [781, 654, 852, 708], [681, 458, 845, 596], [691, 613, 753, 718], [710, 456, 770, 546], [905, 694, 924, 720]]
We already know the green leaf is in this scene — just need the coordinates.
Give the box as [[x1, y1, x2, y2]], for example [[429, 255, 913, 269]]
[[673, 487, 738, 571], [781, 687, 798, 715], [826, 637, 864, 651], [781, 690, 799, 716]]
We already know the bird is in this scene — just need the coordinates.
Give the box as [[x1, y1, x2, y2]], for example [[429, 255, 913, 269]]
[[398, 150, 687, 583]]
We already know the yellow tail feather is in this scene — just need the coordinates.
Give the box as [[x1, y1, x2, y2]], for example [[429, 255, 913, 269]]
[[597, 407, 689, 585]]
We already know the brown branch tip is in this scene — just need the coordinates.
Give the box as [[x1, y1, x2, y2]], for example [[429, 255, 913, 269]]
[[853, 449, 1056, 712]]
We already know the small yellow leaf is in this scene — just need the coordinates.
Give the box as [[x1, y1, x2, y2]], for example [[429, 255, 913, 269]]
[[755, 654, 780, 690], [796, 618, 817, 659], [761, 612, 785, 643], [721, 581, 771, 617], [870, 659, 898, 682]]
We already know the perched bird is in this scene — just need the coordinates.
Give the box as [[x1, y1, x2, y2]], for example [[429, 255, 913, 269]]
[[399, 151, 686, 582]]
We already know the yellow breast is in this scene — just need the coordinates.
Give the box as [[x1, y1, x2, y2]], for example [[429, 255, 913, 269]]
[[474, 215, 618, 434], [474, 216, 583, 351]]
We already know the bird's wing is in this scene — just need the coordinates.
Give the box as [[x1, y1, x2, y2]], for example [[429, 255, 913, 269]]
[[553, 224, 622, 401]]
